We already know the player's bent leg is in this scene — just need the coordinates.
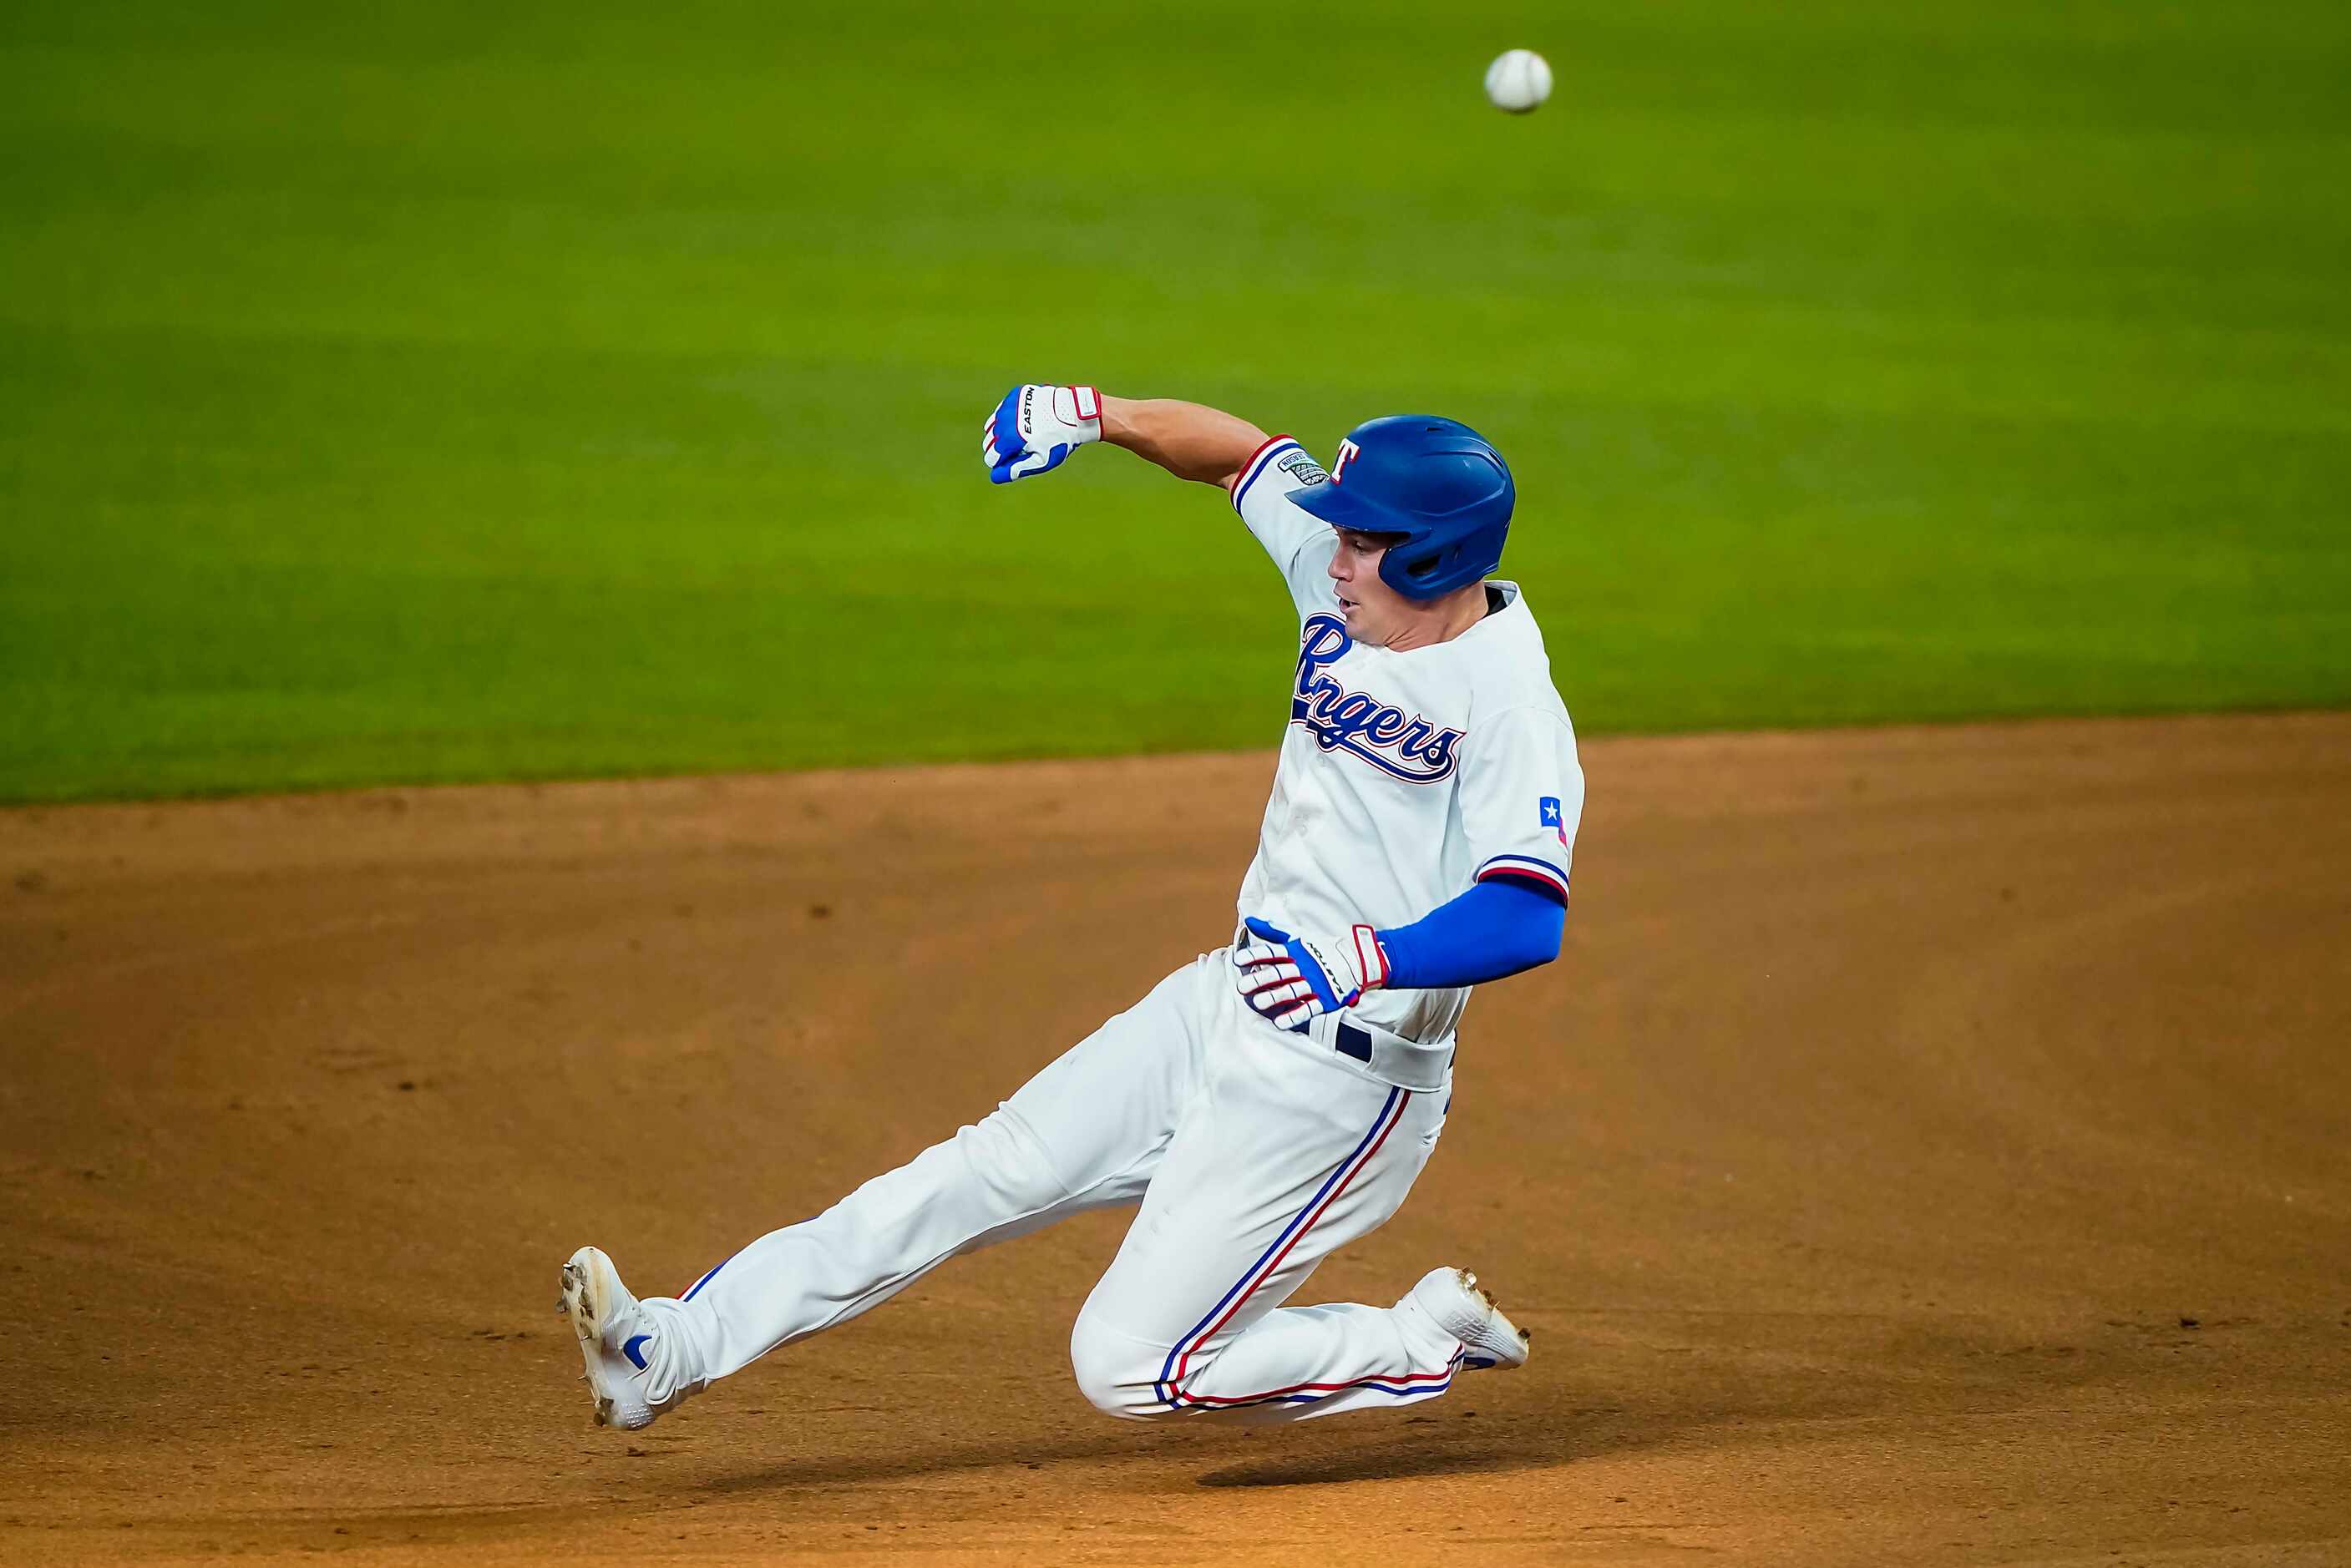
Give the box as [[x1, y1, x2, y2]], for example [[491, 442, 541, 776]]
[[612, 954, 1219, 1398], [1072, 1277, 1518, 1424], [1130, 1266, 1531, 1421], [1065, 1009, 1485, 1424]]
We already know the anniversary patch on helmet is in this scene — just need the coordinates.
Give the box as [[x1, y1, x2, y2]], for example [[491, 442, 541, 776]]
[[1277, 449, 1329, 487]]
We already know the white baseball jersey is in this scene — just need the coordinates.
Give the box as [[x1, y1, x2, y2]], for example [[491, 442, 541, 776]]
[[1228, 435, 1586, 1047]]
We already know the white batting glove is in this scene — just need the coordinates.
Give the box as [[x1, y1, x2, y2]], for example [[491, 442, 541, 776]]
[[981, 384, 1102, 483], [1232, 917, 1391, 1033]]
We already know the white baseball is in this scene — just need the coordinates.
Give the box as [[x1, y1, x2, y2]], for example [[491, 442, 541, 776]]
[[1483, 49, 1553, 114]]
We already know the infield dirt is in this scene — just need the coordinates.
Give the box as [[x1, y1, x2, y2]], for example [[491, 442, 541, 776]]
[[4, 715, 2347, 1566]]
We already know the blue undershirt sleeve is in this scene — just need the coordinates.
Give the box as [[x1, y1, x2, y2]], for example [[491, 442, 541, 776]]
[[1374, 878, 1565, 991]]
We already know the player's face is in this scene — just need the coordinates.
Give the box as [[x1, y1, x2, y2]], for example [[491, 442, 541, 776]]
[[1327, 529, 1414, 643]]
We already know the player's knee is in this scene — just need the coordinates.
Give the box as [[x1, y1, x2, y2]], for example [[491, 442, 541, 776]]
[[1067, 1311, 1173, 1423]]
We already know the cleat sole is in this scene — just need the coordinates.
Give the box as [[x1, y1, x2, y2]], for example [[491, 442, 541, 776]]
[[560, 1257, 614, 1427]]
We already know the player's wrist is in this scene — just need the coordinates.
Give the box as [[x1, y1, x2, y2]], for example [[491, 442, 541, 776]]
[[1055, 385, 1104, 444], [1345, 923, 1391, 994], [1096, 392, 1137, 448]]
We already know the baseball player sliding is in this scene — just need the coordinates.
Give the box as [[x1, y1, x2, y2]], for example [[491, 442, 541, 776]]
[[561, 386, 1585, 1429]]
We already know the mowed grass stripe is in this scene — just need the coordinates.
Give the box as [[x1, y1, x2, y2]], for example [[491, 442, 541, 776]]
[[3, 0, 2346, 801]]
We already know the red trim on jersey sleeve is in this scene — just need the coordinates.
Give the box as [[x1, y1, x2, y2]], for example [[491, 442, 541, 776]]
[[1228, 433, 1298, 512], [1475, 855, 1569, 903]]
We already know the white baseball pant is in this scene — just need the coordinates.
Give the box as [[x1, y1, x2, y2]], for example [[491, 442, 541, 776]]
[[648, 949, 1464, 1421]]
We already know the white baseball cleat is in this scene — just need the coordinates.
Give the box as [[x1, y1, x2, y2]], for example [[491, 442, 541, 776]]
[[1399, 1266, 1533, 1372], [557, 1245, 699, 1430]]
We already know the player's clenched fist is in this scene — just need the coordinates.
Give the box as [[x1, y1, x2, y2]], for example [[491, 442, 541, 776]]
[[981, 384, 1102, 483], [1232, 916, 1391, 1032]]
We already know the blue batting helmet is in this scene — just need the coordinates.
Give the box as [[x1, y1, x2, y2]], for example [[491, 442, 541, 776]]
[[1288, 416, 1514, 599]]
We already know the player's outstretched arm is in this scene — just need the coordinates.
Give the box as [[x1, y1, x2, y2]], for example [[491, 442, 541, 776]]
[[981, 384, 1268, 488], [1098, 396, 1268, 488]]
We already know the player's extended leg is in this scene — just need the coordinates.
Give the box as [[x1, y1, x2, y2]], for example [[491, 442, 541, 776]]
[[1066, 993, 1523, 1424], [572, 957, 1218, 1422]]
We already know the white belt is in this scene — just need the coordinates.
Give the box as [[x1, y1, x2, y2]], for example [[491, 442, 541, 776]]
[[1301, 1009, 1452, 1093]]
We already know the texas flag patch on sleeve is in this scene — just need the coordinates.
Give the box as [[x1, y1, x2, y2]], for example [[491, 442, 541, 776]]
[[1538, 796, 1567, 847]]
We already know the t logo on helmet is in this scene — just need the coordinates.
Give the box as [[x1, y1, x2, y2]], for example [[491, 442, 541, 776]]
[[1290, 414, 1513, 599]]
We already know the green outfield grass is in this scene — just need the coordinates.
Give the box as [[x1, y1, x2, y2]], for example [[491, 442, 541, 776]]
[[3, 0, 2346, 802]]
